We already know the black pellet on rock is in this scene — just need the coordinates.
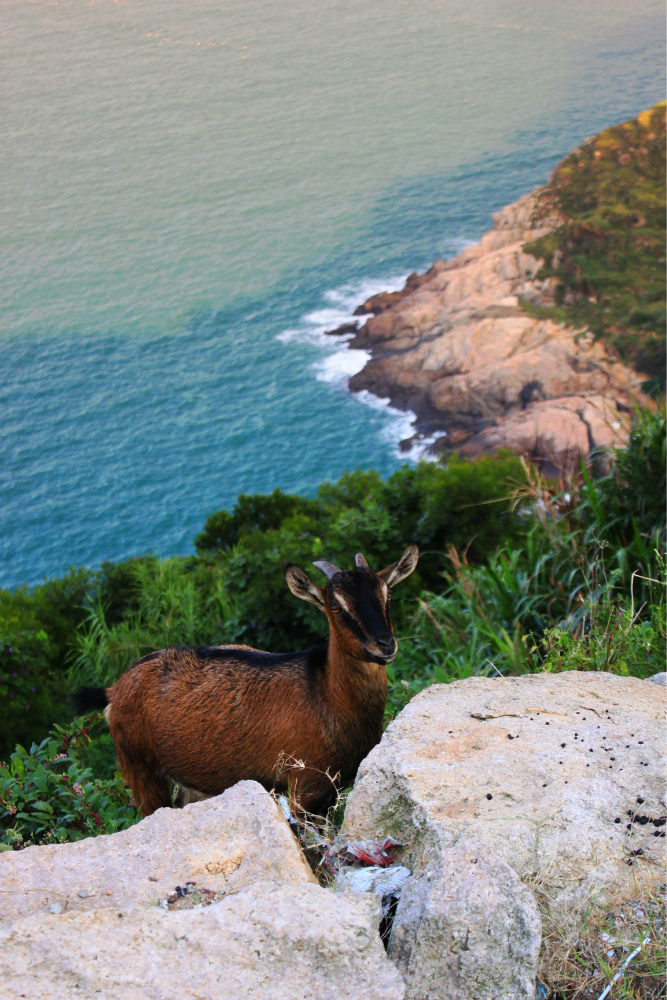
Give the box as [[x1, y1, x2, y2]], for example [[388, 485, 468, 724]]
[[561, 743, 566, 748], [614, 818, 621, 823], [638, 741, 644, 744], [638, 816, 649, 825], [653, 817, 666, 827], [486, 793, 492, 799], [655, 831, 666, 838], [627, 824, 632, 830]]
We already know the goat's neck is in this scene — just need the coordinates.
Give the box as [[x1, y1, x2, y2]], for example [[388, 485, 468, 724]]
[[322, 633, 387, 720]]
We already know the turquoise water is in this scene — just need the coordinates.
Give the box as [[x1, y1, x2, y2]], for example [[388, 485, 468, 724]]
[[1, 0, 664, 587]]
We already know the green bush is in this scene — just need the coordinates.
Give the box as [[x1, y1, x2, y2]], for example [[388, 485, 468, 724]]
[[524, 102, 666, 390], [0, 715, 139, 848], [0, 606, 60, 757], [382, 409, 666, 718]]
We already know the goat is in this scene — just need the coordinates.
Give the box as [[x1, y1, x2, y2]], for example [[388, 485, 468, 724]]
[[73, 545, 418, 817]]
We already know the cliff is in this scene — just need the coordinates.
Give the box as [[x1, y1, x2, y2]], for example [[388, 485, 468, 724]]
[[343, 104, 665, 475]]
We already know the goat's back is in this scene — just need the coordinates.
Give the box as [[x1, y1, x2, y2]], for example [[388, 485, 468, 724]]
[[107, 644, 336, 797]]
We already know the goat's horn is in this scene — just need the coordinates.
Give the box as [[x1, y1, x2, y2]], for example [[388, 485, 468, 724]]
[[313, 560, 341, 580], [355, 553, 370, 570]]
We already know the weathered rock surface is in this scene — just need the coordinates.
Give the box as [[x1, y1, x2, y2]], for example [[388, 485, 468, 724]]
[[1, 881, 405, 1000], [345, 193, 648, 472], [389, 845, 541, 1000], [0, 780, 316, 925], [647, 671, 667, 686], [343, 671, 666, 924]]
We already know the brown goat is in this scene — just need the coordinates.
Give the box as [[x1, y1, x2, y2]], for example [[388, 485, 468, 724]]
[[74, 545, 418, 817]]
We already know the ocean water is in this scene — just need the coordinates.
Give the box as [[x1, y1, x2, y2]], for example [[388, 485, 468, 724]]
[[1, 0, 664, 587]]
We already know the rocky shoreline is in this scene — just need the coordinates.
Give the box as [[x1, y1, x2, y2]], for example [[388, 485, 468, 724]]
[[328, 191, 649, 476]]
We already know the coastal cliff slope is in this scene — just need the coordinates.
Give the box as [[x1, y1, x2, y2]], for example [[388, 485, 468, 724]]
[[346, 104, 665, 474]]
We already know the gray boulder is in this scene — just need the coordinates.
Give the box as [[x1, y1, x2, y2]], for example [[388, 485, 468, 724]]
[[1, 881, 406, 1000], [389, 845, 541, 1000], [344, 672, 666, 985], [0, 780, 316, 924]]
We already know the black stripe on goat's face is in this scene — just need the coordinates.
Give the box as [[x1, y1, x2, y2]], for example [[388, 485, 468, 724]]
[[326, 568, 397, 665]]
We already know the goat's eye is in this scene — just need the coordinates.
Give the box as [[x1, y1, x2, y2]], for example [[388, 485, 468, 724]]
[[386, 592, 392, 601], [330, 603, 340, 613]]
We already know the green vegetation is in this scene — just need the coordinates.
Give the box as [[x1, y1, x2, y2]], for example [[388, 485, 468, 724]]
[[0, 408, 664, 844], [0, 715, 139, 848], [524, 102, 666, 391]]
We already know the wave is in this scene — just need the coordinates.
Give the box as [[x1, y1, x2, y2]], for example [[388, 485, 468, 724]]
[[276, 239, 479, 460], [277, 273, 444, 460]]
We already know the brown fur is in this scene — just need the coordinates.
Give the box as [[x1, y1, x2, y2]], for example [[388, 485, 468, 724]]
[[104, 547, 418, 817]]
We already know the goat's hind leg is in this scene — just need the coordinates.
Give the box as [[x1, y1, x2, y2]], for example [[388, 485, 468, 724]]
[[116, 747, 171, 817]]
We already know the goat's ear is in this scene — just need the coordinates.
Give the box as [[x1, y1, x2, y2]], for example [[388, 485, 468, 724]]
[[378, 544, 419, 587], [285, 565, 325, 610]]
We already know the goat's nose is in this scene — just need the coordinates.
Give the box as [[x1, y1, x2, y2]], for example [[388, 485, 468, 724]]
[[377, 635, 396, 654]]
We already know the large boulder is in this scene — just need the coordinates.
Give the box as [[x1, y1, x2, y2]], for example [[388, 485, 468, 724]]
[[343, 672, 666, 984], [1, 881, 406, 1000], [0, 780, 316, 924], [389, 845, 541, 1000]]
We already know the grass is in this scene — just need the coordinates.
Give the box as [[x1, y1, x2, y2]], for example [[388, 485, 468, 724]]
[[523, 102, 666, 393], [534, 873, 666, 999]]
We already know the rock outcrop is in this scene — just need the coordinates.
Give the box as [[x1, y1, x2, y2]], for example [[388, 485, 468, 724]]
[[0, 781, 316, 925], [1, 781, 405, 999], [1, 881, 406, 1000], [345, 194, 648, 473], [343, 672, 666, 985]]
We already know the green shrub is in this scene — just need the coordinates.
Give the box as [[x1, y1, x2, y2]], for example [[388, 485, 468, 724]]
[[0, 607, 59, 758], [0, 715, 139, 848], [538, 607, 666, 677], [70, 557, 243, 687], [524, 102, 666, 390]]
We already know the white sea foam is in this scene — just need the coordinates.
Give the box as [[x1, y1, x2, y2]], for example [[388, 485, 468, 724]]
[[277, 272, 444, 460]]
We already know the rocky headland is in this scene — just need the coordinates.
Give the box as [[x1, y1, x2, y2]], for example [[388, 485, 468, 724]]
[[338, 104, 665, 474]]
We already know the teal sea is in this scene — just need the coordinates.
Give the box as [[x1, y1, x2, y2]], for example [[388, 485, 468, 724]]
[[1, 0, 664, 587]]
